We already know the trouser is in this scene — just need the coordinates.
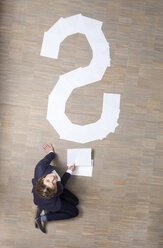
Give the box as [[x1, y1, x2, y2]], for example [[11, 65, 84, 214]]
[[36, 189, 79, 222], [60, 188, 79, 206]]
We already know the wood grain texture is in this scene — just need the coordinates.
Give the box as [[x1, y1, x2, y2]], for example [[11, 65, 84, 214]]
[[0, 0, 163, 247]]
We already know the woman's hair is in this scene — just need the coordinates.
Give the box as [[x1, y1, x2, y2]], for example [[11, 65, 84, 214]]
[[35, 176, 57, 199]]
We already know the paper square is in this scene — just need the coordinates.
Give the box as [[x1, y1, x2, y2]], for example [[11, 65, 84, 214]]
[[67, 148, 92, 166]]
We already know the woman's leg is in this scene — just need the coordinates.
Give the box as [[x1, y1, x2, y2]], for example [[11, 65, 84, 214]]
[[35, 207, 42, 219], [40, 210, 49, 223], [46, 199, 79, 222], [60, 188, 79, 206], [35, 209, 48, 232]]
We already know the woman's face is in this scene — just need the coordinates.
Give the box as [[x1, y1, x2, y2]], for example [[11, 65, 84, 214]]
[[43, 173, 57, 189]]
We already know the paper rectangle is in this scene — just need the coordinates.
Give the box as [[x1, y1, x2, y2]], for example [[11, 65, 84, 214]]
[[67, 148, 92, 166], [72, 166, 93, 177], [72, 160, 93, 177]]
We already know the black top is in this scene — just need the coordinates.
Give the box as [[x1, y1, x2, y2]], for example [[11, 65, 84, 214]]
[[32, 152, 71, 212]]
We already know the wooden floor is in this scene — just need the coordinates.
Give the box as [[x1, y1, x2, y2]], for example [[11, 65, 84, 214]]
[[0, 0, 163, 247]]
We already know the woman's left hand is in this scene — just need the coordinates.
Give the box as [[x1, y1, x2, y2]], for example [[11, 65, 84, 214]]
[[68, 164, 76, 171]]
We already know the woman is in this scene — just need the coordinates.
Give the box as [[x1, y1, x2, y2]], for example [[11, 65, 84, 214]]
[[32, 144, 79, 233]]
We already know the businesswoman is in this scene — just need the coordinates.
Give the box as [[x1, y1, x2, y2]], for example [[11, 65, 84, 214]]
[[32, 144, 79, 233]]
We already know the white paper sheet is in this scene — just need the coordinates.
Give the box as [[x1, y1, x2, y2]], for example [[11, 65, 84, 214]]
[[67, 148, 92, 166], [72, 161, 94, 177], [40, 14, 121, 144]]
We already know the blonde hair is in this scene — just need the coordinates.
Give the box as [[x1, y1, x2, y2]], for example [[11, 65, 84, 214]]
[[36, 176, 57, 199]]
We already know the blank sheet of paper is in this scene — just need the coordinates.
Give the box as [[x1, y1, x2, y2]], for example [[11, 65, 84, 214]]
[[72, 160, 93, 177], [67, 148, 92, 166]]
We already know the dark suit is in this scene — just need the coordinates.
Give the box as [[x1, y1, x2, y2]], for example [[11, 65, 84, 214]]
[[32, 152, 79, 221]]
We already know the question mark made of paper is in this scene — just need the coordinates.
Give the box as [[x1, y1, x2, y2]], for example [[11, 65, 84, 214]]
[[40, 14, 120, 144]]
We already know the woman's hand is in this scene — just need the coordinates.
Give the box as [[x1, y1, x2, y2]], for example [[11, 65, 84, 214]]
[[68, 164, 76, 171], [42, 144, 54, 154]]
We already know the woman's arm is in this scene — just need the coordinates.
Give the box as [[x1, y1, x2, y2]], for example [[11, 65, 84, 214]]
[[61, 164, 76, 186], [39, 144, 55, 164], [38, 152, 55, 166], [34, 144, 55, 178]]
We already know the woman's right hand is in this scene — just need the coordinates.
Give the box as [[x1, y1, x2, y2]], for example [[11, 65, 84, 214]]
[[68, 164, 76, 171]]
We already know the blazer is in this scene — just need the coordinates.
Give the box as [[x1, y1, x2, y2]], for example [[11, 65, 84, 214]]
[[32, 152, 71, 212]]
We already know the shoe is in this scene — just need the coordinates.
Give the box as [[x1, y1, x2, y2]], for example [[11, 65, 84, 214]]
[[35, 220, 38, 228], [34, 207, 40, 228], [35, 217, 47, 233], [35, 207, 42, 228], [35, 207, 42, 219]]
